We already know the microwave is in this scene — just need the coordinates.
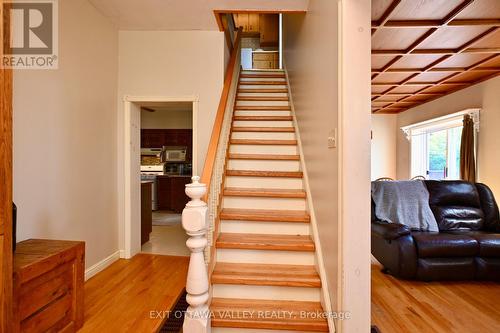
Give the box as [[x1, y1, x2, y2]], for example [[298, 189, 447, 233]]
[[162, 146, 187, 162]]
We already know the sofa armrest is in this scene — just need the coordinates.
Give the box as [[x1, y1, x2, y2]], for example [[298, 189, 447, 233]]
[[372, 220, 411, 240]]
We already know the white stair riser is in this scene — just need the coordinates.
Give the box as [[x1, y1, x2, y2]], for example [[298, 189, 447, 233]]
[[232, 131, 296, 140], [234, 111, 292, 117], [233, 120, 294, 127], [225, 176, 303, 189], [216, 248, 315, 265], [228, 159, 300, 171], [220, 221, 311, 235], [240, 77, 286, 82], [212, 284, 321, 302], [223, 197, 306, 210], [237, 92, 288, 97], [239, 84, 287, 90], [230, 144, 298, 155], [236, 100, 290, 107]]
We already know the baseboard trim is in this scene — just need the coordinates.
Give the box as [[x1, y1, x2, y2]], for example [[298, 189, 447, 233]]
[[85, 250, 121, 281]]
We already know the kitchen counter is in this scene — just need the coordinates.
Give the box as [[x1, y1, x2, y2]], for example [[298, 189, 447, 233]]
[[157, 175, 192, 179]]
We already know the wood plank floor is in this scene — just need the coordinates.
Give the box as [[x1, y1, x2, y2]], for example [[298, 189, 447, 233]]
[[79, 254, 188, 333], [372, 260, 500, 332]]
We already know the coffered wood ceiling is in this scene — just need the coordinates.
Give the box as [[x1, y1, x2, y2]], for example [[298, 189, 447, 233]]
[[371, 0, 500, 113]]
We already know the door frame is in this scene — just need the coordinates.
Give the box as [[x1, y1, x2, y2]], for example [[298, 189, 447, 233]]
[[122, 95, 199, 259]]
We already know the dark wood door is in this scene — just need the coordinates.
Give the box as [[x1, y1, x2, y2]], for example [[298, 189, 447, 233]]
[[1, 0, 14, 329]]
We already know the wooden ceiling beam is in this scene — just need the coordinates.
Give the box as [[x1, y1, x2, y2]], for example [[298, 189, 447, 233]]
[[371, 1, 499, 114], [372, 92, 443, 97], [457, 27, 499, 53], [374, 19, 500, 28], [372, 81, 468, 87], [374, 54, 500, 113], [372, 47, 500, 55], [371, 0, 475, 81], [372, 0, 403, 35], [372, 67, 500, 73], [441, 0, 475, 25]]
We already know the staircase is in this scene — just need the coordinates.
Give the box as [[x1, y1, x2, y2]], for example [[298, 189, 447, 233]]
[[210, 69, 329, 332]]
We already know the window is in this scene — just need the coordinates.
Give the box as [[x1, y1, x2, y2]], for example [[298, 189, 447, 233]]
[[402, 110, 479, 180]]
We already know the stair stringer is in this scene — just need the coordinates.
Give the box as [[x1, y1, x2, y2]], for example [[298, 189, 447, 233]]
[[284, 67, 336, 333]]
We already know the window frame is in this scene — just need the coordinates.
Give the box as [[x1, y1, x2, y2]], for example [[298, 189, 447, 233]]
[[401, 109, 480, 180]]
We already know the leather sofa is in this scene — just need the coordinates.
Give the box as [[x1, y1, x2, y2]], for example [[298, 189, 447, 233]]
[[372, 180, 500, 281]]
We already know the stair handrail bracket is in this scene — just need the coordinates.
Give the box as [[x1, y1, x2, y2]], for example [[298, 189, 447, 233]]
[[182, 176, 211, 333]]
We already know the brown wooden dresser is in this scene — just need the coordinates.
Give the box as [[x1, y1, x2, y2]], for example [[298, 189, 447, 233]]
[[13, 239, 85, 332]]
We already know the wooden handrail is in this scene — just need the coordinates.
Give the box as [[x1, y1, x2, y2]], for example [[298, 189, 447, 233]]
[[200, 28, 242, 200]]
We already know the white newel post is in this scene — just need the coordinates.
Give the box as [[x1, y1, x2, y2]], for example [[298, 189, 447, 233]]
[[182, 176, 211, 333]]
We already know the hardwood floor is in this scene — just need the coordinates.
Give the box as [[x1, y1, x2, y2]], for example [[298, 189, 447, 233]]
[[80, 254, 188, 332], [372, 260, 500, 333]]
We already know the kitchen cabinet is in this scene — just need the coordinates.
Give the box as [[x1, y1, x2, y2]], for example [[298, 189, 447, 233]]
[[259, 14, 279, 46], [253, 51, 279, 69], [141, 182, 153, 244], [157, 176, 191, 213], [234, 13, 260, 33], [141, 129, 193, 162]]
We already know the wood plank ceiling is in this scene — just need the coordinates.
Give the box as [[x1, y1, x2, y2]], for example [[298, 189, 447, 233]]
[[371, 0, 500, 113]]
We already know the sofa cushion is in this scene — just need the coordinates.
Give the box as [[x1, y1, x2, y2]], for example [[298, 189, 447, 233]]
[[412, 232, 478, 257], [475, 257, 500, 280], [425, 181, 484, 231], [417, 257, 475, 281], [472, 233, 500, 257], [476, 183, 500, 232]]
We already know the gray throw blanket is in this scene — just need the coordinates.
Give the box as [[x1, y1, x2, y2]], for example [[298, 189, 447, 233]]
[[371, 180, 439, 232]]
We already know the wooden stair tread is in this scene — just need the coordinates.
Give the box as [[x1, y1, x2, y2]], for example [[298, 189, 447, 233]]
[[235, 106, 291, 111], [216, 233, 315, 251], [211, 298, 328, 331], [226, 170, 303, 178], [223, 188, 306, 199], [240, 73, 286, 78], [236, 96, 289, 101], [232, 127, 295, 133], [229, 153, 300, 160], [238, 88, 288, 93], [212, 263, 320, 287], [220, 208, 309, 222], [233, 116, 293, 121], [239, 81, 286, 85], [230, 139, 297, 145]]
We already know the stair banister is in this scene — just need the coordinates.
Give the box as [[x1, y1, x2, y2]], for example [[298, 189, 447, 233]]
[[181, 28, 242, 332], [182, 176, 210, 332]]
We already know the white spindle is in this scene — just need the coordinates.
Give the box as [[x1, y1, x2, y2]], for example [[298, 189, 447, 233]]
[[182, 176, 210, 333]]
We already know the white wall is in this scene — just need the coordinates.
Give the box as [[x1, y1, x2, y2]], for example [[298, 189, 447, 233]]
[[13, 0, 118, 269], [284, 1, 340, 318], [117, 30, 225, 252], [141, 109, 193, 129], [397, 75, 500, 199], [371, 114, 397, 180], [284, 0, 372, 331]]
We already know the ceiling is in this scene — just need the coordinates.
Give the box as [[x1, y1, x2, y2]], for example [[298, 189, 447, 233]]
[[87, 0, 308, 31], [371, 0, 500, 113]]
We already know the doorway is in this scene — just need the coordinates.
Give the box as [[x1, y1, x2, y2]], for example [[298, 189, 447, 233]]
[[122, 96, 198, 259]]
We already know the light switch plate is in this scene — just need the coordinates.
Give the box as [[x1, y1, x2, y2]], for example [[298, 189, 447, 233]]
[[328, 129, 337, 148]]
